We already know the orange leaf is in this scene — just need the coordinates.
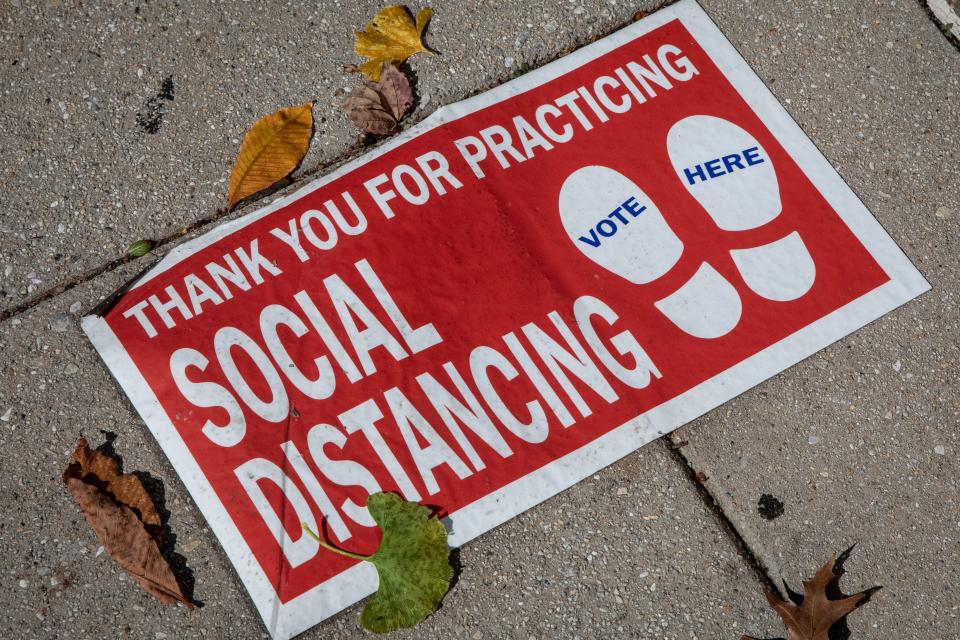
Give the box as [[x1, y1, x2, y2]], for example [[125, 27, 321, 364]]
[[227, 102, 314, 210], [354, 6, 433, 82]]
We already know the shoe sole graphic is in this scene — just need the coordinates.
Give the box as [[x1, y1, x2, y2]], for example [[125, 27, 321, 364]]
[[667, 115, 816, 302], [559, 165, 742, 338], [558, 165, 683, 285]]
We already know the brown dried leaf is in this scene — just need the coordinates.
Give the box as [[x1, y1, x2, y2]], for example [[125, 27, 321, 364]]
[[70, 437, 160, 526], [227, 102, 314, 210], [63, 437, 192, 606], [343, 64, 413, 135], [742, 546, 879, 640], [344, 87, 398, 135], [377, 63, 413, 121]]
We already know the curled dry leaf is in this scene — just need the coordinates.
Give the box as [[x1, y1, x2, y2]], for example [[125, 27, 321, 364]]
[[376, 63, 414, 120], [63, 437, 192, 606], [354, 5, 433, 82], [344, 86, 399, 135], [343, 64, 413, 135], [227, 102, 314, 210], [742, 545, 880, 640], [69, 437, 161, 526]]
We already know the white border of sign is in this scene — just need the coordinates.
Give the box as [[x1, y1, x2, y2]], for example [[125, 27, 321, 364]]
[[83, 1, 930, 638]]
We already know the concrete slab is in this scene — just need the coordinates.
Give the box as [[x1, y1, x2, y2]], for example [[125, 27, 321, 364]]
[[674, 308, 960, 638], [0, 0, 653, 315], [0, 263, 779, 638], [671, 0, 960, 637]]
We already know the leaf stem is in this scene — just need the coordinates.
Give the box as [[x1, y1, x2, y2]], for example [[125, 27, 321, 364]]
[[301, 522, 371, 561]]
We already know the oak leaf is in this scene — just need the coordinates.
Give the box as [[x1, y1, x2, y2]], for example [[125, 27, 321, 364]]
[[354, 5, 433, 82], [63, 437, 192, 606], [303, 492, 452, 633], [742, 545, 879, 640], [227, 102, 313, 210], [343, 64, 413, 134]]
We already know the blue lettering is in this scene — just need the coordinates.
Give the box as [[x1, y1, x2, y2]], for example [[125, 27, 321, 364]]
[[721, 153, 745, 173], [578, 228, 601, 248], [622, 196, 646, 218], [705, 159, 724, 178], [577, 197, 650, 248], [596, 220, 617, 237], [743, 146, 764, 166], [683, 147, 766, 185], [683, 164, 708, 185], [608, 207, 629, 225]]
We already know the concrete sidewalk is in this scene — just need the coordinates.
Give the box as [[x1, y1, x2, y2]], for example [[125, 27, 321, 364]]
[[670, 1, 960, 637], [0, 0, 647, 316], [1, 0, 957, 639]]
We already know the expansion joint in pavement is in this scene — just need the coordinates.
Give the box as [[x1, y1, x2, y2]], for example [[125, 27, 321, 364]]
[[660, 437, 782, 598], [0, 197, 260, 324], [919, 0, 960, 50]]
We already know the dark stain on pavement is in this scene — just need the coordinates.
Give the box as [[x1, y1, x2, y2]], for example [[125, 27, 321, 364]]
[[157, 75, 174, 100], [136, 75, 175, 134], [757, 493, 785, 520]]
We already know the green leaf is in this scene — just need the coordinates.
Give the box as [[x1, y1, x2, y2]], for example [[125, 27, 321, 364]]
[[361, 493, 452, 632], [303, 492, 452, 633], [127, 239, 155, 257]]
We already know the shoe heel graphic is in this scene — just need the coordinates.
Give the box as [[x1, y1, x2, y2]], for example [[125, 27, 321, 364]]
[[559, 165, 742, 339], [730, 231, 815, 301], [654, 262, 742, 339], [667, 115, 817, 300]]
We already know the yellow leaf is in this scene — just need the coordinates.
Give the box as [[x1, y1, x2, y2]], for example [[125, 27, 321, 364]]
[[227, 102, 313, 210], [354, 6, 433, 82]]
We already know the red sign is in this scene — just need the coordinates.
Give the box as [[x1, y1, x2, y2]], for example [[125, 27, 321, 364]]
[[84, 2, 927, 637]]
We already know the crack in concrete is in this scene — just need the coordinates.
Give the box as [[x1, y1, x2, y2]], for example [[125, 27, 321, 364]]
[[0, 137, 369, 323], [920, 0, 960, 49], [660, 437, 783, 598]]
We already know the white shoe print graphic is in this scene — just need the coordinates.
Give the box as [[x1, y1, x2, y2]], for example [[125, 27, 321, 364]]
[[667, 115, 816, 302], [558, 165, 743, 338], [559, 166, 682, 284], [666, 115, 781, 231]]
